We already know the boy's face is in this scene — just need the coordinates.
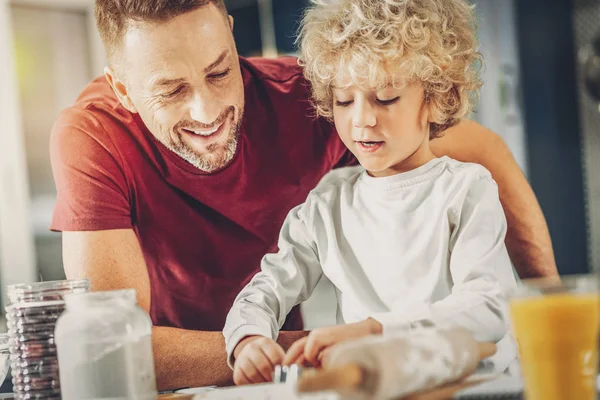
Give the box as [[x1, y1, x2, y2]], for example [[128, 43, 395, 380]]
[[332, 81, 433, 177]]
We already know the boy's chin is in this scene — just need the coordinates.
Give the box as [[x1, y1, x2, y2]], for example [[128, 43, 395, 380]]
[[359, 163, 391, 177]]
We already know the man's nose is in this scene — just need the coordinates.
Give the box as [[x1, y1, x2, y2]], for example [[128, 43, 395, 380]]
[[188, 91, 221, 124]]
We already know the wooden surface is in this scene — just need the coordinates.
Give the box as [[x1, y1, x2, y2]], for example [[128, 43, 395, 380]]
[[405, 375, 497, 400], [165, 374, 498, 400]]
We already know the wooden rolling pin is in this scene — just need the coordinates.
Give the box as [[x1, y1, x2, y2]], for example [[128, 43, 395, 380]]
[[297, 327, 497, 399], [158, 394, 194, 399]]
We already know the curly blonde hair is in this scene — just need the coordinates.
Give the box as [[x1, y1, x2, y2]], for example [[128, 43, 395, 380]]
[[297, 0, 483, 138]]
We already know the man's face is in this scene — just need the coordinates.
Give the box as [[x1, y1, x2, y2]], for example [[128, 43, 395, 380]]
[[109, 5, 244, 173]]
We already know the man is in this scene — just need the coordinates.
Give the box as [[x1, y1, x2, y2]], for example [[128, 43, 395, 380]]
[[50, 0, 556, 391]]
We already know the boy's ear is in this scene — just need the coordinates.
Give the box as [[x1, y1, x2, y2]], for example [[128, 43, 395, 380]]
[[422, 93, 433, 124]]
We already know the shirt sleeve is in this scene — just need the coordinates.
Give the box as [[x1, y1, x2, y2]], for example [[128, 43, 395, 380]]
[[50, 107, 132, 231], [370, 174, 517, 343], [223, 201, 323, 368]]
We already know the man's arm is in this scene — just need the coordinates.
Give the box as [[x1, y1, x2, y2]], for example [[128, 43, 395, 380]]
[[62, 229, 306, 390], [430, 119, 558, 278]]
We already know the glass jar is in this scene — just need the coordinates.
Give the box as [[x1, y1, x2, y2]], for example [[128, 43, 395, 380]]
[[55, 289, 157, 400], [0, 333, 10, 387], [5, 279, 90, 400]]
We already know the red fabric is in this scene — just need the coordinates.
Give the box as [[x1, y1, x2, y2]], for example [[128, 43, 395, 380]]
[[50, 56, 355, 331]]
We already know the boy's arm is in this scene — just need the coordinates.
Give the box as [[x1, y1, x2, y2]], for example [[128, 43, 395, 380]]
[[431, 119, 557, 278], [223, 202, 323, 366], [369, 173, 517, 342]]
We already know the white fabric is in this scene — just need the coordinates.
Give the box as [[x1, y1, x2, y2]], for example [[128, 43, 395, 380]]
[[223, 157, 518, 369]]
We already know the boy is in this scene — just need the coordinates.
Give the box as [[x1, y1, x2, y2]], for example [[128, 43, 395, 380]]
[[224, 0, 517, 385]]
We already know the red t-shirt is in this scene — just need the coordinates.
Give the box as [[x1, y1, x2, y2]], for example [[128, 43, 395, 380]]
[[50, 57, 354, 331]]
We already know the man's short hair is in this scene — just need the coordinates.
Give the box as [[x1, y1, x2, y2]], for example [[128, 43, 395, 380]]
[[95, 0, 228, 62]]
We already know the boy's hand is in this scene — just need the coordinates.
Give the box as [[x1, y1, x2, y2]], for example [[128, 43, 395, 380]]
[[232, 336, 285, 385], [282, 319, 382, 367]]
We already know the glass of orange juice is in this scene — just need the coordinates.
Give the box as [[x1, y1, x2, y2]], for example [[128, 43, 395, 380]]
[[510, 274, 600, 400]]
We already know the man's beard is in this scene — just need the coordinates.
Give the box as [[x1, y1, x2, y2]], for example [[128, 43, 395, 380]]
[[168, 108, 243, 173]]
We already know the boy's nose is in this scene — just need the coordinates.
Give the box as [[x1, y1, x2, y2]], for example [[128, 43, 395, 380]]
[[352, 101, 376, 128]]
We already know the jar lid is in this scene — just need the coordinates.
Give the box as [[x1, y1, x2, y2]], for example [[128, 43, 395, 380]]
[[64, 288, 137, 310], [7, 280, 90, 306]]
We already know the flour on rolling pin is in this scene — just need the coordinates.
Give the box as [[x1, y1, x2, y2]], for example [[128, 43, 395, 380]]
[[298, 327, 496, 399]]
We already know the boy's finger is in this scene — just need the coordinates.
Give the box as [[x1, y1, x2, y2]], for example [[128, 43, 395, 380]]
[[304, 336, 325, 366], [320, 347, 334, 367], [235, 357, 262, 384], [283, 337, 308, 365], [295, 354, 307, 366], [233, 366, 251, 386], [261, 342, 285, 368], [248, 350, 274, 382]]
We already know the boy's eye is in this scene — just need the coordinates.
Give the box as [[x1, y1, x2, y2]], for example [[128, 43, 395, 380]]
[[376, 96, 400, 106], [334, 99, 353, 107]]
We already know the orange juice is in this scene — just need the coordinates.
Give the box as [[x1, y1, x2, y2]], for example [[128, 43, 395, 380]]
[[510, 293, 600, 400]]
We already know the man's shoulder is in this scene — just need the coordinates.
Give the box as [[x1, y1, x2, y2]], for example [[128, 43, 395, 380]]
[[241, 56, 304, 83], [53, 77, 135, 145], [240, 56, 333, 140], [73, 76, 120, 107], [51, 77, 138, 176], [241, 56, 309, 100]]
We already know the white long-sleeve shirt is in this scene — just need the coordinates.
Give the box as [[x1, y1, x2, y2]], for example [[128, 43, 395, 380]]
[[224, 157, 518, 368]]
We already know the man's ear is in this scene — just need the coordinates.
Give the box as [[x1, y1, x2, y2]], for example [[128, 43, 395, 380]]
[[229, 15, 234, 31], [104, 66, 138, 114]]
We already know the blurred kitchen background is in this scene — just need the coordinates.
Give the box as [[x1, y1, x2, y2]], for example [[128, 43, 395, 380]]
[[0, 0, 599, 326]]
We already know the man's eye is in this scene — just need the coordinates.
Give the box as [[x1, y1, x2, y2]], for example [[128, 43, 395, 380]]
[[334, 99, 353, 107], [209, 68, 231, 80], [161, 86, 186, 99]]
